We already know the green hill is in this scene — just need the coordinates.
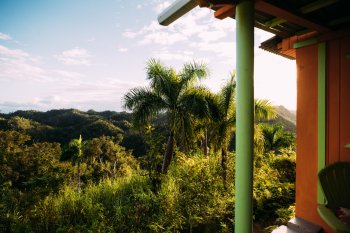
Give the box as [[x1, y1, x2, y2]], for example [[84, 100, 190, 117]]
[[0, 106, 296, 156], [1, 109, 125, 143], [260, 105, 296, 132]]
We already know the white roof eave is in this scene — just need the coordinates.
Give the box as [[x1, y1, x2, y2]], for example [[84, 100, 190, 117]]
[[157, 0, 198, 26]]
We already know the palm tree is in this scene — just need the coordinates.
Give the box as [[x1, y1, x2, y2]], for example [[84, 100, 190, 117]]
[[260, 123, 296, 153], [208, 74, 236, 188], [69, 135, 83, 191], [209, 73, 277, 187], [124, 59, 212, 173]]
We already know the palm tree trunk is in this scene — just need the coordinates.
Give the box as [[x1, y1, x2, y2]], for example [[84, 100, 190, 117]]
[[162, 132, 175, 173], [221, 148, 228, 189], [77, 161, 81, 192], [203, 129, 208, 156]]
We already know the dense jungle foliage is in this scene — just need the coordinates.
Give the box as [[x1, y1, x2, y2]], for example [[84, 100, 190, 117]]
[[0, 61, 296, 233], [0, 129, 295, 233]]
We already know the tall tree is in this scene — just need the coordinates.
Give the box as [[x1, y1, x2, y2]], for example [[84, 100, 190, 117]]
[[69, 135, 83, 191], [260, 123, 296, 153], [209, 73, 276, 187], [124, 59, 212, 173]]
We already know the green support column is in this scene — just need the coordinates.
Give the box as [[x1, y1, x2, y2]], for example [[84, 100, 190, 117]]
[[317, 42, 326, 204], [235, 1, 254, 233]]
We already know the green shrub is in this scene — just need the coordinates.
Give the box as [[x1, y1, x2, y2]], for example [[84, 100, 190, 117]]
[[253, 153, 296, 229], [156, 152, 234, 232], [30, 174, 159, 233]]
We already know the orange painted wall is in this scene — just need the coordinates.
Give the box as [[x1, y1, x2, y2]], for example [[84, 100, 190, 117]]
[[327, 37, 350, 164], [339, 37, 350, 162], [327, 37, 350, 163], [327, 39, 341, 164], [295, 36, 350, 233]]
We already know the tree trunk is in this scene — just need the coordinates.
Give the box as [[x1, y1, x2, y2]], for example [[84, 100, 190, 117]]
[[203, 129, 208, 156], [77, 161, 81, 192], [221, 148, 228, 189], [162, 132, 175, 174]]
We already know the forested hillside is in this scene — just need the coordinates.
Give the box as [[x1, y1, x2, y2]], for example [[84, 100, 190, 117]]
[[0, 107, 295, 155], [0, 109, 149, 156]]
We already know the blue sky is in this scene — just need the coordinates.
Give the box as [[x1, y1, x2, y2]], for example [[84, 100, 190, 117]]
[[0, 0, 296, 113]]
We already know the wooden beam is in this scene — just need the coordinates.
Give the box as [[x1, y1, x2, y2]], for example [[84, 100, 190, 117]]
[[300, 0, 339, 14], [197, 0, 211, 7], [255, 1, 330, 33], [263, 0, 338, 29], [197, 0, 236, 8], [214, 5, 236, 19], [209, 0, 237, 5], [318, 26, 350, 42], [255, 21, 293, 38], [328, 15, 350, 26], [264, 17, 287, 28]]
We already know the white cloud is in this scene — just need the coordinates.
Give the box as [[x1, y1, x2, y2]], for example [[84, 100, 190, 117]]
[[123, 31, 138, 39], [255, 28, 274, 42], [190, 41, 236, 61], [175, 21, 208, 38], [137, 4, 142, 9], [87, 37, 96, 42], [0, 60, 46, 80], [154, 1, 171, 14], [122, 7, 216, 46], [123, 21, 163, 39], [121, 5, 238, 68], [52, 69, 85, 80], [33, 95, 67, 106], [0, 32, 12, 40], [197, 30, 227, 42], [0, 45, 30, 60], [180, 7, 211, 23], [0, 77, 139, 113], [63, 78, 137, 96], [118, 47, 128, 52], [139, 31, 186, 45], [153, 50, 193, 62], [54, 47, 92, 65], [0, 45, 48, 81], [211, 17, 236, 31], [0, 45, 86, 82]]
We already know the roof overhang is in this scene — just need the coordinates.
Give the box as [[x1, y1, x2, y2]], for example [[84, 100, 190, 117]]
[[157, 0, 198, 26], [158, 0, 350, 59]]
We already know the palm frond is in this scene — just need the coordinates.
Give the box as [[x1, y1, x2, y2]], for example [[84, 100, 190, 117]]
[[146, 59, 172, 92], [123, 87, 153, 109], [123, 87, 167, 127], [254, 124, 265, 155], [178, 86, 213, 119], [218, 73, 236, 117], [254, 99, 277, 121], [179, 61, 209, 89], [146, 59, 183, 108]]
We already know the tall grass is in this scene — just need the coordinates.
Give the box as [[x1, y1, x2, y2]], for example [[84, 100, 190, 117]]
[[27, 151, 295, 233], [31, 174, 158, 233]]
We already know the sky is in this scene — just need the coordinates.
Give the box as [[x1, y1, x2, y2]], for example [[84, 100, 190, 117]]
[[0, 0, 296, 113]]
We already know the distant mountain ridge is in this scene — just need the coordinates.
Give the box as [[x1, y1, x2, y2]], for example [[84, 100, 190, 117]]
[[0, 109, 128, 143], [275, 105, 296, 124], [0, 106, 296, 154], [260, 105, 296, 132]]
